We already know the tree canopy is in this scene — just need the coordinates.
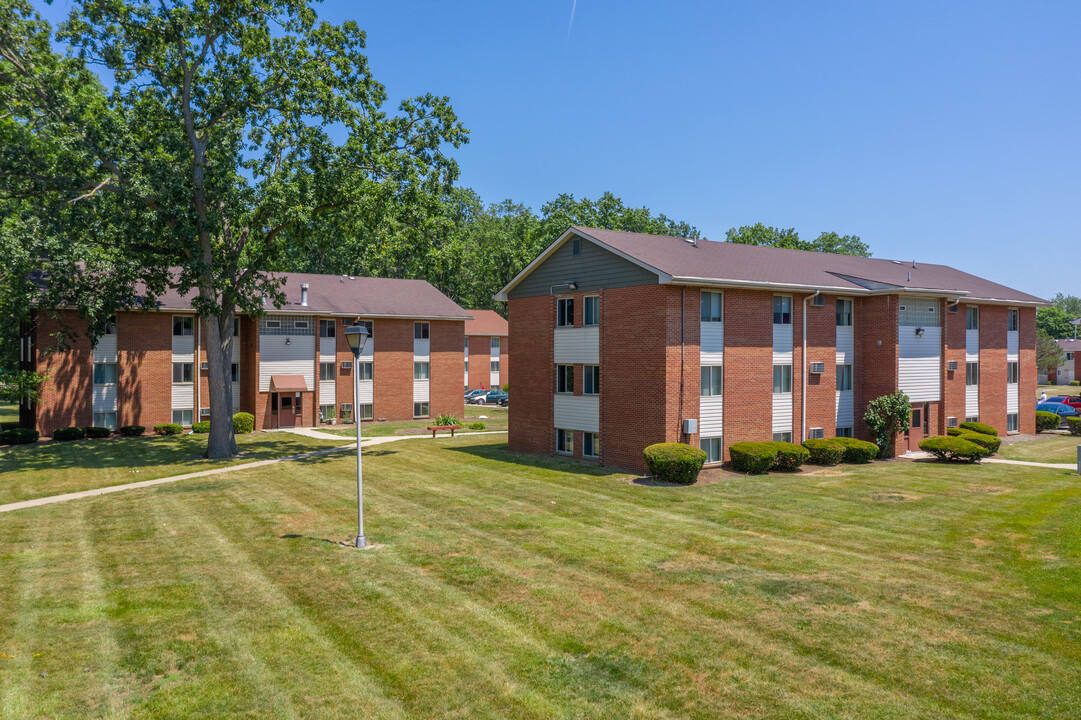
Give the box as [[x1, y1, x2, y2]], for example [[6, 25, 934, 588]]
[[725, 223, 871, 256], [1036, 329, 1065, 372]]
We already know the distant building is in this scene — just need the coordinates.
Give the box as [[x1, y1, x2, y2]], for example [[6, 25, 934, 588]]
[[1045, 338, 1080, 385], [464, 310, 509, 391]]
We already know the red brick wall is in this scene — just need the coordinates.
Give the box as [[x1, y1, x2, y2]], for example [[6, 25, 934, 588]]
[[941, 303, 967, 432], [979, 305, 1007, 434], [722, 289, 774, 460], [854, 295, 899, 453], [335, 319, 356, 419], [34, 311, 93, 435], [117, 311, 172, 429], [1019, 306, 1037, 434], [508, 295, 554, 456], [465, 334, 509, 391], [805, 294, 838, 438], [430, 320, 465, 420], [372, 319, 417, 421]]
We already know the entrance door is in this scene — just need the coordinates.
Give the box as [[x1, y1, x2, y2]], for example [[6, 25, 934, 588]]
[[279, 394, 297, 427], [908, 406, 924, 452]]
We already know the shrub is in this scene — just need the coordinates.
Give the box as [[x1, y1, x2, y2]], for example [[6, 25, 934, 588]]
[[1035, 411, 1061, 433], [830, 437, 879, 464], [765, 441, 809, 471], [434, 413, 459, 427], [802, 438, 845, 465], [1067, 417, 1081, 436], [947, 428, 1001, 454], [1, 427, 39, 445], [233, 412, 255, 434], [154, 423, 184, 436], [1072, 380, 1080, 386], [468, 421, 486, 430], [118, 425, 145, 437], [919, 435, 989, 463], [84, 426, 112, 439], [863, 391, 911, 457], [191, 421, 211, 433], [959, 421, 998, 437], [643, 443, 706, 484], [52, 426, 86, 441], [729, 442, 778, 474]]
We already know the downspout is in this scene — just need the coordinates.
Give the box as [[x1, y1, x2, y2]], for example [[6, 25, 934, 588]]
[[679, 287, 685, 441], [802, 291, 821, 440], [196, 318, 202, 424]]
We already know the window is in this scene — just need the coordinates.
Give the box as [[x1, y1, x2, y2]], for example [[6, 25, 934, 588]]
[[966, 362, 979, 386], [1007, 308, 1019, 332], [172, 362, 194, 384], [701, 291, 723, 322], [966, 415, 979, 423], [572, 237, 582, 255], [319, 404, 335, 422], [583, 432, 600, 458], [491, 337, 501, 352], [836, 299, 852, 327], [1068, 352, 1075, 361], [103, 317, 117, 334], [172, 316, 194, 336], [772, 365, 792, 393], [320, 362, 335, 382], [836, 364, 852, 391], [413, 402, 429, 418], [556, 428, 573, 454], [358, 362, 373, 380], [772, 431, 792, 443], [340, 403, 353, 421], [464, 337, 470, 350], [414, 322, 429, 340], [172, 409, 193, 426], [700, 437, 722, 463], [490, 360, 501, 374], [464, 360, 469, 374], [319, 320, 336, 338], [835, 426, 853, 438], [358, 404, 373, 420], [234, 318, 240, 336], [414, 362, 430, 380], [265, 320, 281, 330], [584, 365, 600, 395], [93, 363, 118, 385], [231, 363, 240, 383], [584, 296, 599, 326], [93, 411, 117, 430], [700, 365, 722, 396], [557, 298, 574, 327], [1007, 413, 1019, 433], [773, 296, 792, 324], [1007, 361, 1019, 384], [556, 365, 574, 393], [966, 306, 979, 330], [342, 319, 374, 338]]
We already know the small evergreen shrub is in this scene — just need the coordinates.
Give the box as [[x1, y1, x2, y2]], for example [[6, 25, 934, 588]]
[[1066, 417, 1081, 436], [154, 423, 184, 436], [959, 421, 998, 437], [729, 442, 778, 474], [1, 427, 39, 444], [53, 426, 86, 441], [192, 421, 211, 433], [643, 443, 706, 484], [830, 437, 879, 463], [919, 435, 989, 463], [468, 421, 486, 430], [1035, 411, 1061, 433], [502, 384, 509, 392], [84, 426, 112, 439], [802, 438, 845, 465], [118, 425, 145, 437], [434, 413, 459, 427], [765, 441, 810, 470], [233, 412, 255, 434], [1071, 380, 1080, 386]]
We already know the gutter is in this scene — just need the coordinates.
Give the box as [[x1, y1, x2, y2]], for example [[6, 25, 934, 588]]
[[802, 291, 821, 441]]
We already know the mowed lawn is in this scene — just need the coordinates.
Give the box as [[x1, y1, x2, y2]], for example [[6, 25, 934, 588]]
[[1000, 435, 1081, 464], [0, 432, 344, 506], [325, 404, 508, 438], [2, 438, 1080, 719]]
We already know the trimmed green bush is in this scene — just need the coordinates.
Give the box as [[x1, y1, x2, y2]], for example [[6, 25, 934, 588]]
[[959, 421, 998, 437], [1071, 380, 1080, 386], [1066, 417, 1081, 436], [118, 425, 145, 437], [729, 442, 777, 474], [154, 423, 184, 436], [643, 443, 707, 484], [1, 427, 39, 445], [434, 413, 459, 427], [950, 429, 1000, 454], [84, 426, 112, 439], [468, 421, 486, 430], [192, 421, 211, 433], [919, 435, 989, 463], [1035, 411, 1061, 433], [502, 384, 509, 392], [233, 412, 255, 434], [802, 438, 845, 465], [830, 437, 879, 464], [765, 441, 810, 471], [52, 426, 86, 441]]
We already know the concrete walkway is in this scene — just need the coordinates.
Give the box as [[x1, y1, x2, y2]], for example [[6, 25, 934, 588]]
[[276, 427, 353, 442], [903, 450, 1076, 471], [0, 430, 508, 514]]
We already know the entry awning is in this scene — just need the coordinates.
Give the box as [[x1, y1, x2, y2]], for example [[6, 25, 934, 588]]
[[269, 375, 309, 393]]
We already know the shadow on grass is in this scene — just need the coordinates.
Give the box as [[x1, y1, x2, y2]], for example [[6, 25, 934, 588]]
[[445, 441, 627, 479]]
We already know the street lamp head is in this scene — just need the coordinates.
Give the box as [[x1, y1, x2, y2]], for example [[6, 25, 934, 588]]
[[344, 320, 369, 357]]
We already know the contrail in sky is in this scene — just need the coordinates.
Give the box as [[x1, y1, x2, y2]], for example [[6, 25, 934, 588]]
[[566, 0, 577, 43]]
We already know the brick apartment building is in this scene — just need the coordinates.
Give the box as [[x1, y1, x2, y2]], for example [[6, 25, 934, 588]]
[[1045, 338, 1080, 385], [20, 274, 471, 435], [496, 227, 1045, 473], [464, 310, 509, 391]]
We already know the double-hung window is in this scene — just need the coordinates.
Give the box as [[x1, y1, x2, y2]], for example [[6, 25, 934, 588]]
[[172, 362, 194, 384], [319, 320, 336, 338], [172, 409, 193, 426], [966, 362, 979, 386], [491, 337, 501, 352], [556, 428, 573, 454], [413, 402, 429, 418], [414, 362, 430, 380], [231, 363, 240, 382], [700, 437, 722, 464], [172, 316, 194, 336], [1007, 309, 1019, 332], [966, 307, 979, 330], [358, 362, 373, 380], [584, 296, 599, 326], [584, 366, 600, 395], [700, 366, 722, 396], [414, 322, 429, 340], [772, 365, 792, 393], [93, 411, 117, 430], [773, 296, 792, 324], [319, 362, 335, 382], [1007, 413, 1019, 433], [93, 363, 118, 385], [491, 360, 501, 373], [701, 292, 723, 322], [836, 299, 852, 327], [836, 364, 852, 391], [557, 298, 574, 327], [556, 365, 574, 394], [1007, 362, 1019, 384]]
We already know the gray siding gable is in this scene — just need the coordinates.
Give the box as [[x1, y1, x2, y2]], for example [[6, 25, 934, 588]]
[[507, 233, 661, 299]]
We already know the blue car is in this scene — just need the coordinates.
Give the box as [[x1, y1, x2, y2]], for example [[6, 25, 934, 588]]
[[1036, 402, 1081, 426]]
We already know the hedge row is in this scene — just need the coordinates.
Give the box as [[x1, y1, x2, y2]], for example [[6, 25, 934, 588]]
[[729, 441, 810, 474], [643, 443, 707, 484], [1, 427, 39, 445], [1035, 411, 1061, 433]]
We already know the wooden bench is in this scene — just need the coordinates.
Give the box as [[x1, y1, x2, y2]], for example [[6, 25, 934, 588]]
[[427, 425, 460, 438]]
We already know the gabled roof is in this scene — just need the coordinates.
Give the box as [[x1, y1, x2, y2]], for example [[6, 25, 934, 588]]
[[1055, 338, 1081, 352], [464, 310, 508, 337], [496, 226, 1047, 305]]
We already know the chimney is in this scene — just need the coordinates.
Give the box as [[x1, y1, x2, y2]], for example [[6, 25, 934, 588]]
[[300, 283, 309, 307]]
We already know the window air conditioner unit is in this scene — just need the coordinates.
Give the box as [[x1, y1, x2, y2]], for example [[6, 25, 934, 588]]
[[200, 362, 209, 370], [947, 417, 958, 428], [947, 360, 959, 371], [200, 407, 211, 417], [809, 427, 824, 439], [341, 361, 353, 369], [809, 362, 825, 374], [811, 295, 825, 307]]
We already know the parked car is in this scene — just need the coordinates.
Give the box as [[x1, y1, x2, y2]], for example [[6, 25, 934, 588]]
[[1037, 402, 1081, 426], [498, 395, 509, 407], [1046, 395, 1081, 411], [464, 389, 486, 401], [470, 390, 507, 405]]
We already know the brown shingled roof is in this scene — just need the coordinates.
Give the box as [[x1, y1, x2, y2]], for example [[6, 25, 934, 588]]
[[464, 310, 508, 337], [1055, 338, 1081, 351]]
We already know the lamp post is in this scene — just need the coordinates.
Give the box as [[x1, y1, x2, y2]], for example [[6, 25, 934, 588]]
[[344, 321, 370, 548]]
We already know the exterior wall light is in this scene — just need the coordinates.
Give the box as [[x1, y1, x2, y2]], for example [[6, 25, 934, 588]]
[[915, 327, 925, 337], [285, 337, 292, 345]]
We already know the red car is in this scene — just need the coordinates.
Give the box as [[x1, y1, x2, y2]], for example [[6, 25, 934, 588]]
[[1047, 395, 1081, 410]]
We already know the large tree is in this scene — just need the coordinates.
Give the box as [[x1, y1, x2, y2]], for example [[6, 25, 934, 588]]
[[0, 0, 467, 457], [725, 223, 871, 256], [1036, 306, 1079, 340], [1036, 329, 1065, 373]]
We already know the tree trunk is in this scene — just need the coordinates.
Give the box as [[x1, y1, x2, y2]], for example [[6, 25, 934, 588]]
[[204, 310, 238, 459]]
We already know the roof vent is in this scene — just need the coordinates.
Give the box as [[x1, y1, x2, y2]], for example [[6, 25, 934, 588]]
[[683, 236, 697, 248], [300, 283, 309, 307]]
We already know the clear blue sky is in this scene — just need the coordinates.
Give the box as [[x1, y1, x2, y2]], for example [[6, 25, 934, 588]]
[[37, 1, 1080, 299]]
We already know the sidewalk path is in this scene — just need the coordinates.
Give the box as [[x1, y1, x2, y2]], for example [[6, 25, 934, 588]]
[[902, 451, 1076, 471], [0, 430, 508, 514]]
